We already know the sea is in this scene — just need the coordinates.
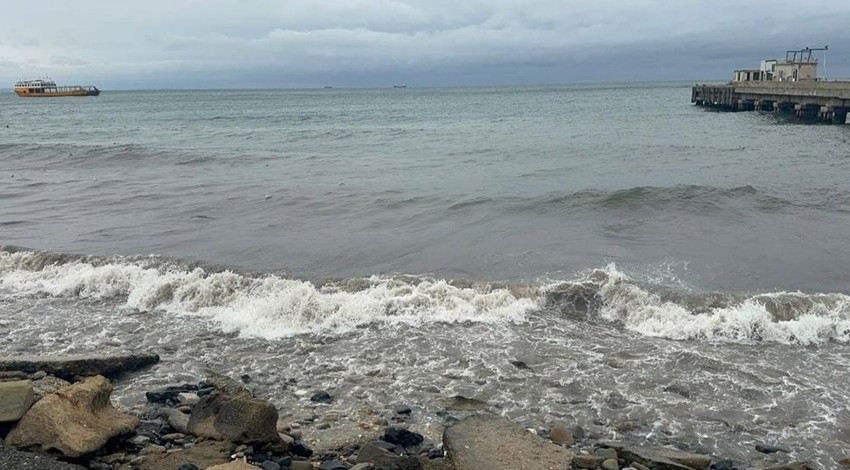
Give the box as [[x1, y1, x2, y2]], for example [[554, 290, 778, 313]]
[[1, 83, 849, 468]]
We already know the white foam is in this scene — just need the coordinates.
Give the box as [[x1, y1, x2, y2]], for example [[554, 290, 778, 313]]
[[0, 251, 536, 338], [589, 264, 850, 345]]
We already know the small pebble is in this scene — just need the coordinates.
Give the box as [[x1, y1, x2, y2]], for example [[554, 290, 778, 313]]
[[601, 458, 619, 470]]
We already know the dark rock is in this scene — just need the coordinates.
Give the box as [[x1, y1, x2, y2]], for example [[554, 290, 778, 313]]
[[0, 371, 29, 381], [178, 465, 200, 470], [0, 353, 160, 380], [320, 459, 349, 470], [710, 460, 739, 470], [261, 460, 282, 470], [291, 442, 314, 457], [662, 383, 694, 399], [384, 427, 424, 448], [443, 414, 573, 470], [145, 384, 198, 404], [395, 405, 412, 415], [509, 360, 532, 370], [357, 441, 423, 470], [426, 446, 444, 459], [187, 392, 280, 444], [276, 455, 293, 467], [291, 462, 314, 470], [756, 443, 790, 454], [240, 374, 252, 383], [311, 390, 333, 404]]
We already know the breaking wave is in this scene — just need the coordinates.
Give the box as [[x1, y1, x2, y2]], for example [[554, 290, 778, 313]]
[[2, 248, 848, 344]]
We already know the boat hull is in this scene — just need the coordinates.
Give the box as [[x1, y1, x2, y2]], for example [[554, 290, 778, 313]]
[[14, 87, 99, 97]]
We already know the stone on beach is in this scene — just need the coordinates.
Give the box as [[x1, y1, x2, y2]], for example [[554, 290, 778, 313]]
[[187, 392, 280, 444], [0, 353, 160, 380], [0, 379, 33, 422], [5, 375, 138, 457], [443, 414, 573, 470], [356, 441, 423, 469], [600, 441, 711, 470]]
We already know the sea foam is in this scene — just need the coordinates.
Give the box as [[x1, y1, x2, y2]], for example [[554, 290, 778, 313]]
[[0, 250, 536, 338]]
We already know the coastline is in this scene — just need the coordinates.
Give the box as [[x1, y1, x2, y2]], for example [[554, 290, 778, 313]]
[[0, 353, 839, 470]]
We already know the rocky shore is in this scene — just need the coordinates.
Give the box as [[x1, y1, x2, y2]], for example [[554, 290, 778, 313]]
[[0, 353, 837, 470]]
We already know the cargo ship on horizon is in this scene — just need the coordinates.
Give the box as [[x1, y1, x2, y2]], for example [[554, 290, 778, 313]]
[[14, 79, 100, 97]]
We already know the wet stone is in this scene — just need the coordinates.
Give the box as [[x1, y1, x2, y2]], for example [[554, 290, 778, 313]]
[[178, 465, 200, 470], [311, 390, 333, 404], [395, 405, 412, 415], [595, 448, 618, 460], [260, 461, 282, 470], [756, 443, 790, 454], [384, 427, 424, 448], [320, 460, 349, 470]]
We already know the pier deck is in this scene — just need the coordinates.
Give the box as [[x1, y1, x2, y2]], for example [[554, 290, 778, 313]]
[[692, 81, 850, 123]]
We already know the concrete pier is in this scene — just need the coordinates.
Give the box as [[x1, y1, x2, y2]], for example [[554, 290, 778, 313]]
[[692, 81, 850, 124]]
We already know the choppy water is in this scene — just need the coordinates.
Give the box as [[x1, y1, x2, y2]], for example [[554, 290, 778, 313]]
[[1, 84, 849, 468]]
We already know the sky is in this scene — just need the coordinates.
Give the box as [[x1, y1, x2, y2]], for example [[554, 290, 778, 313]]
[[1, 0, 849, 89]]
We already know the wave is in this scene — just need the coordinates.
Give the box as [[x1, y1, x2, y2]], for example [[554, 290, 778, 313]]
[[545, 266, 850, 345], [0, 248, 534, 339], [2, 248, 848, 345]]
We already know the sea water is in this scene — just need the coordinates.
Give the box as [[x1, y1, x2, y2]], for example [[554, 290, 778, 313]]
[[1, 84, 849, 468]]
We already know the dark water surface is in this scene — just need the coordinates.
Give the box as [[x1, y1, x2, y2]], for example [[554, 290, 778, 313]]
[[1, 84, 849, 468]]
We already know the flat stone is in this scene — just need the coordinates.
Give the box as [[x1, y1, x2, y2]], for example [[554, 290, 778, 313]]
[[146, 384, 198, 404], [261, 460, 282, 470], [0, 354, 160, 381], [443, 414, 573, 470], [600, 442, 708, 470], [0, 371, 29, 381], [351, 464, 375, 470], [202, 369, 254, 397], [320, 459, 348, 470], [311, 390, 333, 404], [357, 442, 422, 469], [188, 392, 280, 444], [595, 448, 618, 460], [5, 375, 138, 457], [0, 380, 33, 422], [291, 462, 315, 470]]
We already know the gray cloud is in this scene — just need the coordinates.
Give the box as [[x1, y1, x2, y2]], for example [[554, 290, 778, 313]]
[[1, 0, 848, 88]]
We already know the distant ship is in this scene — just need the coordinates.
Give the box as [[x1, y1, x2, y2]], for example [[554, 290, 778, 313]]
[[14, 79, 100, 97], [393, 84, 407, 88]]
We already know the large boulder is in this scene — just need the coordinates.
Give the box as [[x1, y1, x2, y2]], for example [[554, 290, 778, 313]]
[[0, 353, 160, 380], [0, 380, 33, 422], [5, 375, 139, 457], [443, 414, 573, 470], [187, 392, 280, 444], [356, 441, 423, 470]]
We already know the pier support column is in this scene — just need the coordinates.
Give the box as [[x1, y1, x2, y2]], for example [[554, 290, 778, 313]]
[[794, 104, 803, 119], [753, 100, 761, 111]]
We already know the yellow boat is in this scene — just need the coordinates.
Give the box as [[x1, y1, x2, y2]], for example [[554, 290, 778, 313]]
[[14, 79, 100, 97]]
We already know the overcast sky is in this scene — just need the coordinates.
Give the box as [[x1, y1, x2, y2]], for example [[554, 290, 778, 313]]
[[1, 0, 848, 89]]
